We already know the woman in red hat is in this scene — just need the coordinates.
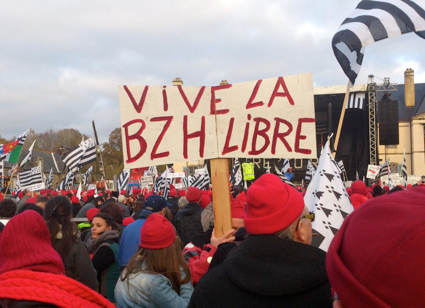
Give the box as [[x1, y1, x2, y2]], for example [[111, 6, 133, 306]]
[[115, 213, 193, 307]]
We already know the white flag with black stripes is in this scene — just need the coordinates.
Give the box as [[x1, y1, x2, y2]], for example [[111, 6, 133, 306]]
[[83, 166, 93, 186], [346, 92, 366, 110], [332, 0, 425, 85], [20, 166, 43, 189], [402, 148, 408, 187], [190, 164, 210, 190], [281, 159, 290, 174], [230, 158, 243, 187], [78, 137, 97, 167], [274, 164, 296, 188], [117, 169, 130, 192], [305, 160, 316, 182], [46, 167, 53, 189]]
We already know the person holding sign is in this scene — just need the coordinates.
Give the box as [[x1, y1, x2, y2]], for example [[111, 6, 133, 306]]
[[189, 174, 332, 307]]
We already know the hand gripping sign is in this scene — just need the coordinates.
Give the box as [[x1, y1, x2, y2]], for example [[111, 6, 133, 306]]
[[119, 73, 316, 168]]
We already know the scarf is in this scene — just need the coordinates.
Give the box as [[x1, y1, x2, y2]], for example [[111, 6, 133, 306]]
[[86, 230, 119, 254]]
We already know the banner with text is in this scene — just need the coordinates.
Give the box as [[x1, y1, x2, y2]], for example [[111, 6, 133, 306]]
[[119, 73, 316, 168]]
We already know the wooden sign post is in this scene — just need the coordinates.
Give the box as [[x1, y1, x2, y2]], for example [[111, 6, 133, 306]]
[[210, 158, 232, 237]]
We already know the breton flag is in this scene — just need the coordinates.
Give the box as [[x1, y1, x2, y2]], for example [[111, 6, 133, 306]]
[[304, 139, 354, 252], [117, 169, 130, 192], [58, 169, 75, 191], [402, 148, 408, 187], [281, 159, 290, 173], [387, 165, 394, 190], [188, 175, 195, 187], [19, 139, 36, 168], [190, 165, 210, 190], [46, 168, 53, 189], [153, 168, 168, 194], [346, 92, 366, 109], [274, 164, 296, 188], [332, 0, 425, 85], [230, 158, 243, 187], [338, 160, 346, 181], [305, 160, 316, 182], [83, 166, 93, 186], [374, 158, 390, 182], [0, 161, 3, 185], [146, 166, 158, 178], [19, 166, 43, 189], [78, 137, 97, 167], [181, 176, 188, 188], [62, 143, 86, 172]]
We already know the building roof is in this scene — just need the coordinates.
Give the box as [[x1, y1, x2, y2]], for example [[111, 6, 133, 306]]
[[3, 149, 66, 174]]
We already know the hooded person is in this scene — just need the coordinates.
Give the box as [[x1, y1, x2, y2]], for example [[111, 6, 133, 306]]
[[118, 195, 168, 269], [189, 173, 332, 308], [349, 180, 368, 210], [0, 210, 114, 308], [327, 186, 425, 308], [166, 188, 180, 219], [174, 187, 204, 247]]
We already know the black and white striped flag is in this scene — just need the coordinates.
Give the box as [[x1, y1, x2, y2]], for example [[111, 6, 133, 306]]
[[190, 165, 210, 190], [387, 165, 394, 190], [281, 159, 290, 174], [146, 166, 158, 177], [83, 166, 93, 186], [58, 169, 75, 191], [402, 149, 408, 187], [0, 161, 3, 185], [117, 169, 130, 192], [78, 137, 97, 167], [153, 169, 168, 194], [305, 160, 316, 182], [338, 160, 346, 181], [62, 144, 85, 172], [181, 176, 188, 188], [346, 92, 366, 109], [374, 158, 390, 183], [274, 164, 296, 188], [46, 167, 53, 189], [20, 166, 43, 189], [332, 0, 425, 85], [230, 158, 243, 187]]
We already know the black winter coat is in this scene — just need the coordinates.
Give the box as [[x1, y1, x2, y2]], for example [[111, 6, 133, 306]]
[[189, 235, 333, 308], [173, 202, 203, 247]]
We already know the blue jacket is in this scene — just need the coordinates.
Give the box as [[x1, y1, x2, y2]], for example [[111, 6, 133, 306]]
[[118, 210, 152, 268], [115, 267, 193, 308]]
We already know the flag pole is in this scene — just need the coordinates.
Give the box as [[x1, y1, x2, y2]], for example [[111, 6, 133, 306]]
[[333, 80, 351, 158], [210, 158, 232, 237]]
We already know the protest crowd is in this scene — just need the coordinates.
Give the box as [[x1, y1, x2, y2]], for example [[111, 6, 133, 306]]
[[0, 170, 424, 307]]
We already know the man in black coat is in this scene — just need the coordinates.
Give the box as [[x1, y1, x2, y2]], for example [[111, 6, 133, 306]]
[[189, 174, 332, 308], [174, 187, 203, 247]]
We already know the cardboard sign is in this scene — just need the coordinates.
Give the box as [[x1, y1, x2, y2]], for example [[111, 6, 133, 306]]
[[22, 182, 45, 192], [366, 165, 380, 179], [140, 176, 154, 187], [119, 73, 316, 168], [87, 184, 96, 191], [167, 172, 186, 179]]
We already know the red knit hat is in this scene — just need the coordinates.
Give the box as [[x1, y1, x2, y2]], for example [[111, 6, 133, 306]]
[[120, 190, 127, 195], [327, 186, 425, 307], [87, 190, 95, 197], [199, 195, 211, 209], [178, 189, 186, 197], [51, 191, 58, 196], [231, 198, 245, 219], [25, 197, 37, 204], [245, 174, 304, 234], [0, 192, 3, 203], [86, 208, 100, 222], [169, 188, 177, 197], [186, 187, 201, 203], [122, 217, 135, 226], [351, 180, 367, 196], [140, 213, 176, 249], [82, 196, 88, 202], [0, 211, 64, 275], [71, 196, 80, 204], [18, 192, 24, 199]]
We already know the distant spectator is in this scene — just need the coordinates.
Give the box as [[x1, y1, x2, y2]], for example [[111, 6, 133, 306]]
[[16, 188, 31, 212], [36, 196, 49, 210], [71, 196, 81, 217], [18, 202, 44, 216], [116, 195, 131, 218]]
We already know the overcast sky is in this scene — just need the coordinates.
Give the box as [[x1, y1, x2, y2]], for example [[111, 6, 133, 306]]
[[1, 0, 425, 143]]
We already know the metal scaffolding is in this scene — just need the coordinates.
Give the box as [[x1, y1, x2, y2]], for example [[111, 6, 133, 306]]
[[368, 76, 378, 165]]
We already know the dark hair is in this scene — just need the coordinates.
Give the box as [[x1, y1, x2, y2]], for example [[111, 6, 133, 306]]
[[121, 238, 191, 294], [133, 201, 144, 213], [100, 203, 123, 225], [92, 213, 117, 229], [94, 196, 104, 206], [44, 196, 78, 258], [37, 196, 49, 204], [0, 199, 17, 218], [18, 203, 43, 216]]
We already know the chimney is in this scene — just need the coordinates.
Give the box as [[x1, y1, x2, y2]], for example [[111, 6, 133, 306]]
[[220, 80, 229, 85], [404, 68, 415, 107], [172, 77, 183, 86]]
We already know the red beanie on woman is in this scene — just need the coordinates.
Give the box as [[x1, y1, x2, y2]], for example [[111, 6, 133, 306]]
[[140, 213, 176, 249]]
